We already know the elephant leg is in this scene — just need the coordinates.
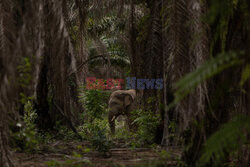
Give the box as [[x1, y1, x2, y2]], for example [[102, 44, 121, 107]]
[[126, 113, 136, 132], [109, 114, 116, 134]]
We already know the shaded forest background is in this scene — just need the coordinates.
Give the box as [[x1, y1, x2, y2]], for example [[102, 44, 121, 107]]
[[0, 0, 249, 166]]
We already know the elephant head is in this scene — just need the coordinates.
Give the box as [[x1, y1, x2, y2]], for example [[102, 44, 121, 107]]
[[108, 89, 136, 134]]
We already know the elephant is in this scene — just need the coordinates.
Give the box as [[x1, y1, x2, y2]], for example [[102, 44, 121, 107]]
[[108, 89, 136, 134]]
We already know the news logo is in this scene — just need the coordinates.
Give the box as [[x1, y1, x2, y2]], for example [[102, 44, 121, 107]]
[[86, 77, 163, 89]]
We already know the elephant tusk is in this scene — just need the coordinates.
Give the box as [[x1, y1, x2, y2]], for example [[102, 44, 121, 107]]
[[111, 116, 116, 122]]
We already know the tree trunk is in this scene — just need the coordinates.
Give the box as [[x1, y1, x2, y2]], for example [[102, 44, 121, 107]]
[[0, 119, 14, 167], [35, 54, 54, 130], [0, 0, 18, 165]]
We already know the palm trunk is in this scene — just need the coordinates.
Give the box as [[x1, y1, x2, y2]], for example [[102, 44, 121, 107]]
[[0, 0, 17, 165]]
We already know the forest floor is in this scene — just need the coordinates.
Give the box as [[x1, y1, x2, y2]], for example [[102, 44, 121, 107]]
[[15, 140, 182, 167]]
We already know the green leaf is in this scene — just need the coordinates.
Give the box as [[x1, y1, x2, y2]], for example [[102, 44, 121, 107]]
[[240, 64, 250, 86], [199, 115, 250, 166], [168, 51, 243, 110]]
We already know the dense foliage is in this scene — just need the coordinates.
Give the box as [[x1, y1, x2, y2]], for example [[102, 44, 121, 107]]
[[0, 0, 249, 166]]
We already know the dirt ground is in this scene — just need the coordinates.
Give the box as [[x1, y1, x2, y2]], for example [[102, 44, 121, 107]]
[[15, 140, 182, 167]]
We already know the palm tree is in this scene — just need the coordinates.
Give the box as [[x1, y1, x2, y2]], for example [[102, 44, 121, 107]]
[[0, 0, 24, 165], [161, 0, 250, 165], [0, 0, 86, 165]]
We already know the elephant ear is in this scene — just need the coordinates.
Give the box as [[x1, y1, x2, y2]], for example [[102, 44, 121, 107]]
[[124, 94, 133, 108]]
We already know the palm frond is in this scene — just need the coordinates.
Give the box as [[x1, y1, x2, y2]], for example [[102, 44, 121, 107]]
[[199, 115, 250, 166], [88, 17, 113, 37], [88, 55, 130, 68], [168, 51, 243, 110]]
